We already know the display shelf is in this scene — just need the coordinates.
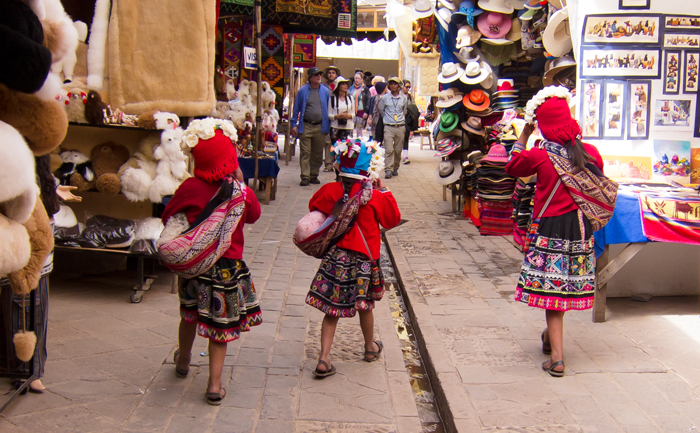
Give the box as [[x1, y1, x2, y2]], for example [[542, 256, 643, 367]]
[[68, 121, 154, 132]]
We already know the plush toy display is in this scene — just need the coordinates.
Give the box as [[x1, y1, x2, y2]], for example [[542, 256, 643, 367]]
[[118, 134, 160, 202], [148, 127, 188, 203], [56, 149, 94, 185], [210, 101, 230, 119], [38, 0, 84, 84], [261, 81, 276, 110], [64, 87, 87, 123], [137, 110, 181, 130], [71, 142, 130, 194], [85, 90, 109, 124]]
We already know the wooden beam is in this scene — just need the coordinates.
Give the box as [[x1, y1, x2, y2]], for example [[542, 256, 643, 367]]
[[592, 245, 610, 323], [592, 242, 646, 323]]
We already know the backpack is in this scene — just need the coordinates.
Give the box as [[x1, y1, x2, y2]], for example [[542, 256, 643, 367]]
[[157, 176, 246, 278], [542, 140, 618, 232], [293, 181, 372, 258]]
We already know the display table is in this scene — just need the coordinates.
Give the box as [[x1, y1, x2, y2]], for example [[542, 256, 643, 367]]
[[238, 155, 280, 205], [592, 185, 700, 322]]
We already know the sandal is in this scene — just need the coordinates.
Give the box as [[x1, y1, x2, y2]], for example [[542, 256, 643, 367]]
[[542, 360, 565, 378], [313, 360, 336, 378], [173, 349, 189, 378], [364, 340, 383, 362], [541, 329, 552, 356], [206, 387, 226, 406]]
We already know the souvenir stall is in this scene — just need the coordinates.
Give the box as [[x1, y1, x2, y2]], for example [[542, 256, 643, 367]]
[[569, 0, 700, 322]]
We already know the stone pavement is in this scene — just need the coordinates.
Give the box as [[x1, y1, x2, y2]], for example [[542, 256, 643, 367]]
[[0, 147, 422, 432], [3, 138, 700, 432]]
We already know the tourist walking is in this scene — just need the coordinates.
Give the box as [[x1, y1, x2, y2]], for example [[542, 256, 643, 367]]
[[291, 67, 330, 186], [367, 81, 387, 142], [305, 140, 401, 377], [162, 122, 262, 404], [322, 65, 340, 92], [328, 76, 355, 155], [378, 77, 408, 179], [349, 71, 370, 138], [505, 87, 604, 378]]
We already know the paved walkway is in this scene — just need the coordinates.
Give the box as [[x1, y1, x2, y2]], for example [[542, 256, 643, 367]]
[[2, 138, 700, 432]]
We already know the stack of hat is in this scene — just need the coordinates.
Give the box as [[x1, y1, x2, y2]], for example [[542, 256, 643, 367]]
[[476, 144, 516, 236], [491, 79, 519, 112], [511, 175, 536, 248], [463, 89, 492, 116]]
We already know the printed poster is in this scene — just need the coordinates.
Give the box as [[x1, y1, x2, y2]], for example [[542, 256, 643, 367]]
[[652, 139, 691, 184], [601, 155, 652, 182]]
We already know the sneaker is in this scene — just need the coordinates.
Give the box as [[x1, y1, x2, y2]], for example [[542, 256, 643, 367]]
[[385, 172, 393, 179], [392, 170, 398, 177], [403, 157, 411, 164], [310, 178, 321, 184], [300, 178, 310, 186]]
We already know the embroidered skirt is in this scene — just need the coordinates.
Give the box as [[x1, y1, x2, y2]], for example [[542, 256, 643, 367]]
[[180, 258, 262, 343], [515, 210, 596, 311], [306, 246, 384, 318]]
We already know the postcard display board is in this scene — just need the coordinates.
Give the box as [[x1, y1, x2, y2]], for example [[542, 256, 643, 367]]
[[572, 0, 700, 297]]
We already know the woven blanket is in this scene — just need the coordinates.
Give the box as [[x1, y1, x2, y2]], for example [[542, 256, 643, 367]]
[[480, 200, 513, 236], [639, 192, 700, 245], [108, 0, 216, 116]]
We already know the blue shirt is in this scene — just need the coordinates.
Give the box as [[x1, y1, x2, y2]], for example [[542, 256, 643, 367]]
[[291, 84, 330, 134], [378, 92, 407, 126]]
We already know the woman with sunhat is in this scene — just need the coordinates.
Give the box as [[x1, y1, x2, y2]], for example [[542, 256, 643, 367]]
[[162, 119, 262, 404], [505, 86, 604, 378], [328, 76, 355, 160]]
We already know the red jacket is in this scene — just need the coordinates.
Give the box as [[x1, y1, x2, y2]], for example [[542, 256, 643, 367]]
[[505, 142, 604, 218], [161, 177, 261, 259], [309, 182, 401, 260]]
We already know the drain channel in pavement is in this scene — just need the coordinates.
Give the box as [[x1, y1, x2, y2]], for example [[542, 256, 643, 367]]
[[380, 243, 446, 433]]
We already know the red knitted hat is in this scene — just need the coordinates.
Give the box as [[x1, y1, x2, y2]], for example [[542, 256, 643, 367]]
[[191, 129, 239, 182], [535, 97, 581, 144]]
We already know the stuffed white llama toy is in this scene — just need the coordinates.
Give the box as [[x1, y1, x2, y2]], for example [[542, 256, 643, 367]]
[[148, 128, 188, 203]]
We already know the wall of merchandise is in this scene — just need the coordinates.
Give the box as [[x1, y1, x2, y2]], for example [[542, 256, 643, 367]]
[[572, 0, 700, 184]]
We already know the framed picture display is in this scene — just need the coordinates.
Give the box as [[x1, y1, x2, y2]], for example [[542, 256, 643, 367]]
[[580, 47, 661, 79], [582, 14, 661, 45], [664, 16, 700, 32], [695, 91, 700, 137], [627, 80, 651, 139], [619, 0, 650, 10], [684, 51, 699, 93], [653, 98, 693, 130], [664, 34, 700, 49], [580, 80, 603, 139], [663, 50, 681, 94], [603, 81, 626, 139]]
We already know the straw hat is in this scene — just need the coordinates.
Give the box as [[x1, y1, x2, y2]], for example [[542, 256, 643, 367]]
[[542, 6, 572, 57], [462, 116, 486, 135], [455, 25, 482, 48], [410, 0, 435, 19], [460, 61, 489, 84], [542, 55, 576, 87], [436, 7, 453, 30], [434, 160, 462, 185], [453, 46, 481, 63], [436, 88, 465, 108], [439, 0, 457, 10], [438, 62, 465, 83], [480, 62, 494, 89], [463, 89, 491, 111], [506, 17, 522, 41], [477, 0, 514, 15]]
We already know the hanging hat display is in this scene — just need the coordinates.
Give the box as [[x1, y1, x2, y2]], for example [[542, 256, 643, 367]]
[[480, 62, 494, 89], [410, 0, 435, 19], [506, 17, 522, 41], [453, 46, 481, 63], [435, 137, 462, 156], [476, 12, 512, 40], [439, 112, 460, 132], [434, 160, 463, 185], [463, 89, 491, 111], [510, 0, 528, 9], [462, 116, 486, 135], [460, 61, 489, 84], [523, 0, 543, 9], [438, 62, 466, 83], [452, 0, 483, 28], [439, 0, 457, 10], [493, 79, 518, 95], [455, 25, 482, 48], [436, 7, 453, 30], [542, 6, 572, 57], [542, 55, 577, 87], [436, 88, 465, 108], [478, 0, 514, 15]]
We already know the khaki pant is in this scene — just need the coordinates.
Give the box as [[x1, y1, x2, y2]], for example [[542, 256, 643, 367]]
[[299, 123, 327, 180], [383, 124, 405, 174]]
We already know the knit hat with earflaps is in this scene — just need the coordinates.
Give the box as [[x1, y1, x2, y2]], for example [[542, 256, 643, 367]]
[[182, 118, 239, 183], [526, 86, 581, 145]]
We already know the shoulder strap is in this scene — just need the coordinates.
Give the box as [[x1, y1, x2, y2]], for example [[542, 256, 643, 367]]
[[187, 179, 239, 231], [536, 179, 561, 219], [357, 226, 373, 261]]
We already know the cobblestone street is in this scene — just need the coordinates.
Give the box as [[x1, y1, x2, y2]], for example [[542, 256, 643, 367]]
[[1, 139, 700, 432]]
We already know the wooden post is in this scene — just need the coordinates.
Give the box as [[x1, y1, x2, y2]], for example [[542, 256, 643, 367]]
[[285, 38, 296, 166], [593, 245, 610, 323], [254, 0, 263, 184], [593, 242, 646, 323]]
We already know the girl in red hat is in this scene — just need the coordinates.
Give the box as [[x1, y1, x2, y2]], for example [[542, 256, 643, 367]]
[[505, 87, 605, 378], [161, 119, 262, 404]]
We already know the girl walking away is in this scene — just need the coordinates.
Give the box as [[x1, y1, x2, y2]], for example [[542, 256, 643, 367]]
[[161, 120, 262, 404], [505, 87, 605, 378], [305, 139, 401, 377], [326, 76, 355, 171]]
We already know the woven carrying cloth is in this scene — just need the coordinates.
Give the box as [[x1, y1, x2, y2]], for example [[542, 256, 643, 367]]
[[542, 141, 619, 232], [293, 181, 372, 259], [158, 177, 246, 278]]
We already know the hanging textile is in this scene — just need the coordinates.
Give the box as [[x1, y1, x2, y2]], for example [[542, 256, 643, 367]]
[[287, 34, 317, 68], [222, 22, 244, 82], [263, 0, 357, 37]]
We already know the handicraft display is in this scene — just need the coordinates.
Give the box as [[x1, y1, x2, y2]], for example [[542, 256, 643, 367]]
[[580, 48, 661, 79], [601, 155, 652, 181], [582, 14, 661, 45], [603, 81, 626, 139], [581, 80, 603, 139], [653, 98, 693, 129], [663, 50, 681, 94], [628, 80, 651, 139], [684, 51, 699, 93], [652, 139, 691, 183], [664, 34, 700, 49], [664, 16, 700, 31]]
